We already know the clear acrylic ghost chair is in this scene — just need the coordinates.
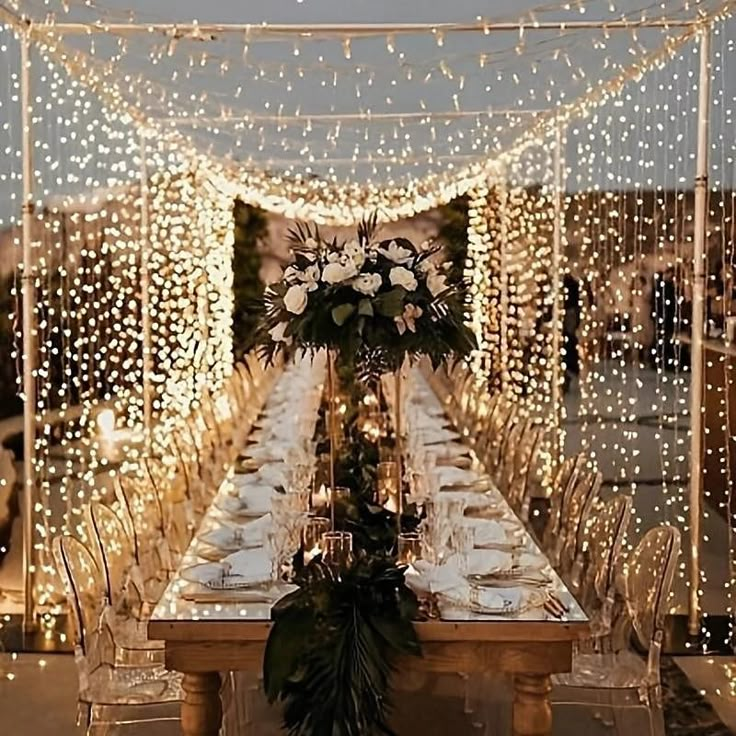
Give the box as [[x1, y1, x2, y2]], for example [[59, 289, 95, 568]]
[[53, 535, 181, 735], [0, 447, 16, 525], [168, 430, 208, 520], [141, 456, 195, 561], [114, 472, 175, 582], [482, 401, 519, 478], [455, 370, 480, 422], [541, 459, 587, 560], [221, 378, 248, 450], [86, 502, 166, 645], [471, 395, 504, 461], [505, 424, 546, 519], [495, 418, 529, 499], [576, 495, 632, 645], [184, 406, 221, 491], [550, 452, 588, 503], [552, 526, 680, 736], [199, 391, 232, 470], [468, 392, 499, 446], [553, 470, 602, 577]]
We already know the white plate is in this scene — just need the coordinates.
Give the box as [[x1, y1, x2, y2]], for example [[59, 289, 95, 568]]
[[215, 495, 269, 518], [440, 587, 548, 617]]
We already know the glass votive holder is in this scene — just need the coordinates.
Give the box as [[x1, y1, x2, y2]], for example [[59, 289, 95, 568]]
[[331, 486, 351, 504], [377, 461, 398, 507], [378, 461, 397, 484], [397, 532, 423, 566], [302, 516, 331, 563], [321, 531, 353, 572]]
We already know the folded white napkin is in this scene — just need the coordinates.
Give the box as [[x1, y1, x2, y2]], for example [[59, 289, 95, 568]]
[[464, 518, 507, 547], [255, 462, 288, 488], [405, 552, 510, 596], [245, 443, 291, 463], [404, 559, 528, 614], [433, 442, 470, 461], [231, 480, 275, 512], [442, 585, 529, 615], [222, 548, 273, 585], [199, 514, 271, 549], [420, 427, 460, 445], [436, 466, 479, 487]]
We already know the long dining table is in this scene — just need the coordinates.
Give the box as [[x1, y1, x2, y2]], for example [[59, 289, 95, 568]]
[[149, 362, 589, 736]]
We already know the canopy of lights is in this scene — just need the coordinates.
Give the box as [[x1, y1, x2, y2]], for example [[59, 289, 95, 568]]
[[0, 0, 734, 679]]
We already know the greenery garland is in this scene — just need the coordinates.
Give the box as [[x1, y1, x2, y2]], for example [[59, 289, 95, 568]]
[[264, 556, 421, 736], [263, 356, 424, 735]]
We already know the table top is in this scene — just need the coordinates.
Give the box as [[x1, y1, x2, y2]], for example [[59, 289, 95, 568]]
[[150, 364, 588, 645]]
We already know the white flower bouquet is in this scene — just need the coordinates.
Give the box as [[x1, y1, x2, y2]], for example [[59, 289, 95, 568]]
[[256, 218, 476, 373]]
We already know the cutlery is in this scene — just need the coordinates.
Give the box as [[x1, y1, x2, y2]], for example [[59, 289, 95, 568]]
[[181, 591, 274, 604]]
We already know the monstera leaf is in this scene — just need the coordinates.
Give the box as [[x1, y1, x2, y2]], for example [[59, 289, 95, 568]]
[[263, 557, 421, 736]]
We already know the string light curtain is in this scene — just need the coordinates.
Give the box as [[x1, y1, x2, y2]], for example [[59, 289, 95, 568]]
[[3, 0, 733, 224], [0, 22, 235, 607], [0, 0, 734, 654]]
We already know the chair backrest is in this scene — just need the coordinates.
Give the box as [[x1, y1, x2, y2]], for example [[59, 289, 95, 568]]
[[118, 467, 166, 540], [549, 468, 601, 572], [588, 494, 632, 605], [625, 525, 680, 652], [551, 452, 587, 503], [170, 430, 196, 499], [113, 475, 141, 560], [86, 502, 136, 609], [497, 418, 528, 495], [512, 424, 547, 513], [52, 535, 106, 654], [485, 402, 518, 472]]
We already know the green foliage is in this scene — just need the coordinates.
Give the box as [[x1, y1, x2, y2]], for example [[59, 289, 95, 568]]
[[436, 196, 470, 286], [254, 219, 477, 374], [263, 556, 421, 736], [232, 199, 268, 358]]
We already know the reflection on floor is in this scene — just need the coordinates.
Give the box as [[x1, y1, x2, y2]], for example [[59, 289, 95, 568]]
[[2, 653, 736, 735]]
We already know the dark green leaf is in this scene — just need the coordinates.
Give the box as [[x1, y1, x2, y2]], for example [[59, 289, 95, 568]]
[[332, 303, 356, 326]]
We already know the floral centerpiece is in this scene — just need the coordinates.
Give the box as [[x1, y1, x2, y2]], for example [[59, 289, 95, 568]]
[[255, 218, 476, 374], [256, 217, 474, 736]]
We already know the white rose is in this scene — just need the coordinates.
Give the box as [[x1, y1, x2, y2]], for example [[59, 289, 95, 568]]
[[352, 273, 383, 297], [283, 265, 299, 281], [283, 283, 309, 315], [379, 240, 413, 264], [389, 266, 418, 292], [427, 271, 448, 297], [299, 264, 321, 291], [269, 321, 289, 342], [343, 239, 366, 269], [323, 261, 358, 284]]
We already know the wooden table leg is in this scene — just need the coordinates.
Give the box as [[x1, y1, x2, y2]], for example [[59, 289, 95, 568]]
[[181, 672, 222, 736], [512, 673, 552, 736]]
